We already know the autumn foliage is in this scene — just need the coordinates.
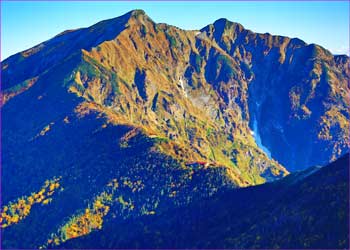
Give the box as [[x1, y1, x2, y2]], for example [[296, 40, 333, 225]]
[[0, 177, 61, 228]]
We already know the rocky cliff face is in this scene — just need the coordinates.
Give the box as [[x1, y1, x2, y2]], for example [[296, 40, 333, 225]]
[[199, 17, 349, 170], [1, 10, 349, 248], [3, 10, 348, 173], [2, 10, 290, 185]]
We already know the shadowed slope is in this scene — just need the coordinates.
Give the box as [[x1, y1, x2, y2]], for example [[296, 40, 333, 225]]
[[61, 154, 349, 249]]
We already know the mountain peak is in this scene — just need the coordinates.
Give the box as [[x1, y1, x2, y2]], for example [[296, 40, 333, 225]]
[[124, 9, 155, 27], [200, 18, 244, 40], [2, 9, 349, 249], [128, 9, 146, 18], [213, 17, 229, 25], [213, 18, 244, 32]]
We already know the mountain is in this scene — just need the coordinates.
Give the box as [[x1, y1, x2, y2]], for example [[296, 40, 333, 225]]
[[60, 153, 350, 249], [1, 10, 349, 248]]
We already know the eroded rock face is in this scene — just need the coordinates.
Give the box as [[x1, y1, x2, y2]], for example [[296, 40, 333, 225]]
[[199, 18, 349, 170], [2, 10, 291, 186], [245, 42, 350, 171]]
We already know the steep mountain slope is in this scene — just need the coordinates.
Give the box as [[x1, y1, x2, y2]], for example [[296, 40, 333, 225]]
[[3, 10, 349, 174], [60, 153, 350, 249], [200, 18, 350, 170], [1, 107, 236, 248], [1, 9, 349, 248], [2, 9, 288, 189]]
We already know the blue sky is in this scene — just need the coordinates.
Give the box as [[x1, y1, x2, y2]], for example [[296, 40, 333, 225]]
[[1, 1, 349, 60]]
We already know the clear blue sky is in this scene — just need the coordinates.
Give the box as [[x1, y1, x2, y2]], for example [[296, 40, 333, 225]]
[[1, 1, 349, 60]]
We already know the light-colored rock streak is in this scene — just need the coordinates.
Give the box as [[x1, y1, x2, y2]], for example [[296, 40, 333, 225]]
[[253, 117, 272, 159], [179, 78, 187, 97]]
